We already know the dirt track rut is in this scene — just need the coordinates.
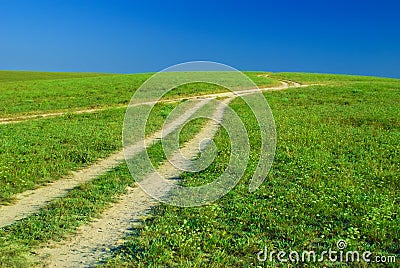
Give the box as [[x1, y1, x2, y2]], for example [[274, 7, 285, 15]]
[[0, 80, 305, 229], [0, 99, 210, 228], [37, 98, 232, 267]]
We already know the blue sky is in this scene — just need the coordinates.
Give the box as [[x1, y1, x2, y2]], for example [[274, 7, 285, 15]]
[[1, 0, 399, 77]]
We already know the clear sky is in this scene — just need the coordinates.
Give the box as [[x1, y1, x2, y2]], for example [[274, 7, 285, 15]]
[[1, 0, 399, 77]]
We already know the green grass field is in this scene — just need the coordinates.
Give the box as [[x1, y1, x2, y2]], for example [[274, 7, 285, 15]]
[[0, 71, 279, 117], [0, 71, 399, 267], [101, 76, 399, 267]]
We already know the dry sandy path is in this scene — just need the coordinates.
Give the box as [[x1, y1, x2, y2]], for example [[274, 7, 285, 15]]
[[37, 97, 232, 267], [0, 80, 305, 229], [0, 108, 109, 125]]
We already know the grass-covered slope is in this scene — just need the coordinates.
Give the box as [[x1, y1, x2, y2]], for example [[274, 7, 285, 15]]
[[0, 71, 398, 267], [104, 74, 400, 267]]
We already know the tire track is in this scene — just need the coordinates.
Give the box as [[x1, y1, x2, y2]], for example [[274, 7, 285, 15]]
[[0, 81, 302, 125], [0, 80, 305, 228], [0, 99, 210, 228], [37, 98, 232, 268]]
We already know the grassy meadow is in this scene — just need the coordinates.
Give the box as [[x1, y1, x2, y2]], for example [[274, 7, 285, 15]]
[[0, 71, 399, 267], [0, 71, 278, 117]]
